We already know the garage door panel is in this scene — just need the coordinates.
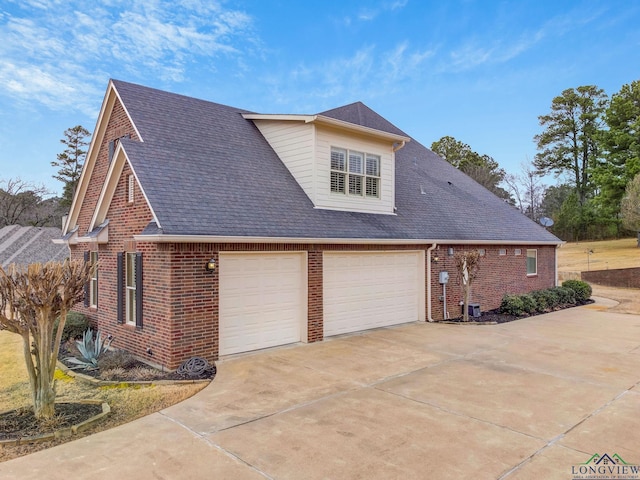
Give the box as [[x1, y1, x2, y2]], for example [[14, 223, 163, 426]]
[[324, 252, 424, 336], [219, 253, 306, 356]]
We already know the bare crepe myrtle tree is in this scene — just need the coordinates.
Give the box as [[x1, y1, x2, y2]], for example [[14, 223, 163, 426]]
[[454, 251, 481, 321], [0, 260, 92, 419]]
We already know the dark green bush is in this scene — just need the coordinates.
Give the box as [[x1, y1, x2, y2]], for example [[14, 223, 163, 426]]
[[54, 312, 90, 344], [544, 288, 560, 309], [552, 286, 575, 305], [562, 280, 592, 303], [520, 294, 537, 314], [531, 290, 552, 312], [500, 294, 525, 316]]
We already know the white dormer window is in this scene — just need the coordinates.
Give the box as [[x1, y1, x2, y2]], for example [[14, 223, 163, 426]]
[[331, 147, 380, 198]]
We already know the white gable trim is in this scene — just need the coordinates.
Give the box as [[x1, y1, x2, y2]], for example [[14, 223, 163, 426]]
[[242, 113, 410, 143], [89, 143, 161, 231], [63, 80, 143, 234]]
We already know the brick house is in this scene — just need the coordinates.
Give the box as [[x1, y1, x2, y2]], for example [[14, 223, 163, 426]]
[[57, 80, 561, 370]]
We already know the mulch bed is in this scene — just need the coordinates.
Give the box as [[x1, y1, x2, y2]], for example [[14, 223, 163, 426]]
[[0, 403, 102, 441], [58, 344, 216, 382], [442, 300, 594, 324], [0, 349, 215, 443], [57, 355, 217, 382]]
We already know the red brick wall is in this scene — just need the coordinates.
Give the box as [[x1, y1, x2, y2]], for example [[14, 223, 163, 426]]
[[77, 99, 140, 235], [72, 159, 160, 365], [307, 250, 323, 342], [76, 236, 556, 370], [429, 245, 556, 320]]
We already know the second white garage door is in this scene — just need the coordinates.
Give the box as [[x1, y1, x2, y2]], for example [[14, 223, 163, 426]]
[[219, 253, 306, 356], [323, 251, 425, 336]]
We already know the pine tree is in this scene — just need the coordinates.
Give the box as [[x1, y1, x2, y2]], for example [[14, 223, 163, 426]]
[[51, 125, 91, 209]]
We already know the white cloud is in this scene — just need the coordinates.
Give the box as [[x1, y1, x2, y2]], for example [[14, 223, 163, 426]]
[[439, 5, 606, 73], [356, 0, 408, 22], [0, 0, 256, 112], [267, 41, 435, 109], [0, 62, 102, 114]]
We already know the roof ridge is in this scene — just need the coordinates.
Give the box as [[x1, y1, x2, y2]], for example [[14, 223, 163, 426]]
[[111, 79, 254, 115]]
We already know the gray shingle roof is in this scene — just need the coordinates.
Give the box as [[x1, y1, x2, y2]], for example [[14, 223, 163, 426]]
[[319, 102, 409, 138], [112, 80, 560, 244], [0, 225, 69, 267]]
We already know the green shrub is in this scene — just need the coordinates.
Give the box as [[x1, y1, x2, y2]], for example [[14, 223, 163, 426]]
[[552, 286, 575, 305], [520, 294, 537, 314], [54, 312, 90, 344], [545, 288, 561, 309], [562, 280, 592, 303], [531, 290, 550, 312], [500, 294, 525, 316]]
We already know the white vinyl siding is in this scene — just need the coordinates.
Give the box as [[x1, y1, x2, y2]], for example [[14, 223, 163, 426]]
[[219, 253, 307, 356], [323, 251, 425, 336], [252, 120, 315, 201], [527, 249, 537, 276], [125, 252, 136, 325], [251, 119, 396, 214]]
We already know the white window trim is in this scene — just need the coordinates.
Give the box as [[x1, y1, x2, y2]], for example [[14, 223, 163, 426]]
[[125, 252, 136, 325], [499, 248, 507, 256], [526, 249, 538, 276], [514, 248, 522, 256], [330, 147, 380, 198], [89, 251, 98, 308]]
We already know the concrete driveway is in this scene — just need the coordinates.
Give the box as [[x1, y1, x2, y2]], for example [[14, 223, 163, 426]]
[[2, 298, 640, 479]]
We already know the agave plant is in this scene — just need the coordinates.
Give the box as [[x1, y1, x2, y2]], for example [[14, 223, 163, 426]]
[[66, 328, 112, 370]]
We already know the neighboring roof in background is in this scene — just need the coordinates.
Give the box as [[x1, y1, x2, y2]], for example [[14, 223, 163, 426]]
[[85, 80, 561, 245], [0, 225, 69, 268]]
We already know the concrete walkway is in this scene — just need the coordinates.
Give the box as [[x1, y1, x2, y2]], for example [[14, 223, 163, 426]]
[[1, 298, 640, 479]]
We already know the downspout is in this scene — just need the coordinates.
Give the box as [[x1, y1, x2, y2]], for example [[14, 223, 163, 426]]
[[555, 244, 559, 286], [426, 243, 437, 322]]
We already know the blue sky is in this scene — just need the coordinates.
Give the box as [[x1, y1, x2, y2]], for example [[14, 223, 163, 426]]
[[1, 0, 639, 196]]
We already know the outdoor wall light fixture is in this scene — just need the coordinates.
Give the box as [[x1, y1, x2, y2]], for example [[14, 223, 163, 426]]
[[432, 255, 439, 263], [206, 258, 216, 271], [448, 247, 454, 256]]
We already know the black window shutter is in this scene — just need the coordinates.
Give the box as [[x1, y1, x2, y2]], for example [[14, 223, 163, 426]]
[[94, 252, 98, 308], [135, 253, 143, 329], [117, 252, 124, 324], [108, 140, 115, 162], [83, 251, 90, 307]]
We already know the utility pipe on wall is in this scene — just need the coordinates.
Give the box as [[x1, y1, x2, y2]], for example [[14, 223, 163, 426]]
[[426, 243, 437, 322]]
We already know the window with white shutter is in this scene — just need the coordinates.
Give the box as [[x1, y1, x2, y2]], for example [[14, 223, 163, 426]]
[[331, 147, 380, 198]]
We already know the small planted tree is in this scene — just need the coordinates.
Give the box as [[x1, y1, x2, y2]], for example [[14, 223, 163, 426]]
[[454, 250, 481, 321], [0, 260, 92, 419]]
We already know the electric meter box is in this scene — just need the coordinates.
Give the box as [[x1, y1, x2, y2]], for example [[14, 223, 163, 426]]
[[439, 271, 449, 284]]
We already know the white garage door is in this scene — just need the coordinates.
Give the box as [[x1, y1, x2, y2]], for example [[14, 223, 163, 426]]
[[324, 251, 424, 336], [219, 253, 306, 356]]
